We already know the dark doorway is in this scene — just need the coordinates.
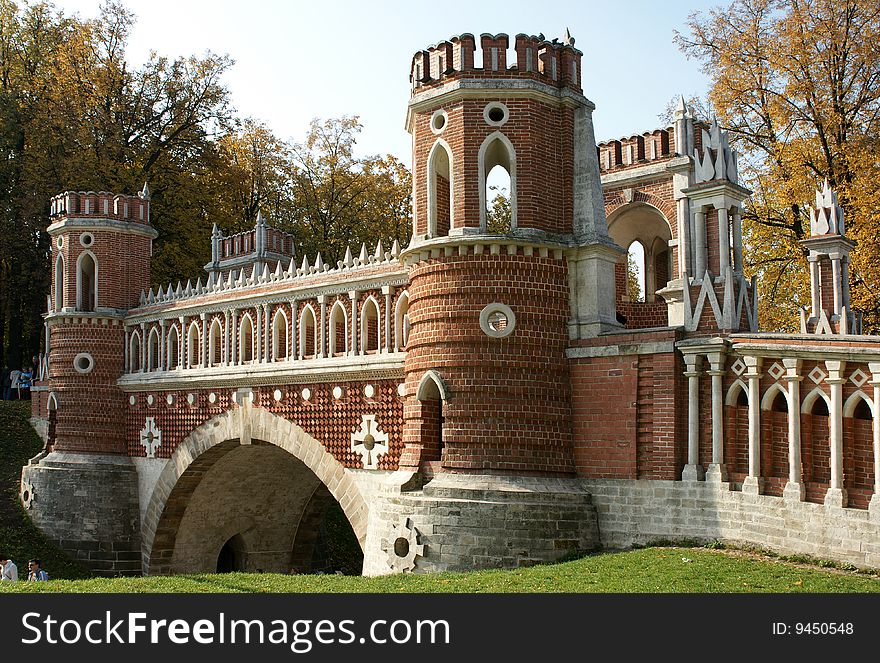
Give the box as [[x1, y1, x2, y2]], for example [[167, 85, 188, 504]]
[[216, 534, 246, 572]]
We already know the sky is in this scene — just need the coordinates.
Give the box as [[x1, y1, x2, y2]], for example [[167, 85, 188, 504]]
[[53, 0, 716, 166]]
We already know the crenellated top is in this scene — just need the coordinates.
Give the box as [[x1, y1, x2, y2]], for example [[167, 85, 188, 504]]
[[597, 127, 676, 172], [49, 184, 151, 225], [410, 30, 582, 94], [142, 239, 403, 308], [809, 179, 846, 237]]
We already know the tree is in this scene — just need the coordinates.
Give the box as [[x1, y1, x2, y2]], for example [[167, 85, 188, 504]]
[[486, 185, 511, 233], [286, 116, 410, 264], [676, 0, 880, 331]]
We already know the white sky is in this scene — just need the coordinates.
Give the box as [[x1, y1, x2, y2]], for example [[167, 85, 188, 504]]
[[53, 0, 713, 165]]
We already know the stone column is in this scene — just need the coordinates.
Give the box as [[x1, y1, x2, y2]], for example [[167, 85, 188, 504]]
[[230, 310, 238, 365], [807, 256, 820, 318], [200, 314, 207, 369], [676, 198, 691, 279], [255, 305, 263, 363], [706, 351, 727, 482], [124, 327, 130, 373], [139, 322, 146, 372], [223, 310, 230, 366], [178, 316, 185, 369], [782, 358, 805, 501], [159, 320, 166, 371], [317, 295, 327, 359], [693, 207, 707, 278], [831, 257, 842, 316], [290, 300, 297, 361], [382, 285, 394, 353], [731, 209, 743, 273], [683, 354, 704, 481], [743, 355, 763, 494], [349, 290, 359, 356], [717, 206, 730, 275], [825, 360, 847, 507], [869, 362, 880, 517]]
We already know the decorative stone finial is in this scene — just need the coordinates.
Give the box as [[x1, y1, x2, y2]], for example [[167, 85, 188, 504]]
[[809, 179, 845, 236], [563, 28, 575, 46], [139, 182, 151, 200], [693, 118, 739, 185]]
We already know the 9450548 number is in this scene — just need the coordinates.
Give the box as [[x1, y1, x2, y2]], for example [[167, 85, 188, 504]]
[[773, 622, 854, 635]]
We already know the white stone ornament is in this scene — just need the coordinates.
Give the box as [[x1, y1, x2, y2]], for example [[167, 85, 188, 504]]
[[20, 478, 36, 509], [382, 516, 425, 573], [397, 383, 406, 397], [351, 414, 389, 469], [364, 384, 375, 398], [140, 417, 162, 458]]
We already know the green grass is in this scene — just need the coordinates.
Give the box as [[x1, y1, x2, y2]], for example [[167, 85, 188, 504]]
[[2, 547, 880, 593], [0, 401, 91, 579], [2, 401, 880, 593]]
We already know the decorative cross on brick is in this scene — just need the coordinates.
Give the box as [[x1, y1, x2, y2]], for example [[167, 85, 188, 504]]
[[351, 414, 389, 469], [140, 417, 162, 458]]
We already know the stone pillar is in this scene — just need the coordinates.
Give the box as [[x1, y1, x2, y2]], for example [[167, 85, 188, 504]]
[[178, 316, 185, 369], [382, 285, 394, 353], [782, 358, 805, 501], [743, 355, 763, 494], [693, 207, 707, 278], [825, 360, 847, 507], [223, 310, 230, 365], [159, 320, 166, 371], [831, 257, 842, 316], [717, 206, 730, 275], [808, 256, 820, 318], [317, 295, 327, 359], [200, 314, 207, 369], [290, 300, 297, 361], [731, 209, 743, 273], [255, 306, 263, 363], [676, 197, 691, 279], [230, 310, 238, 365], [705, 351, 727, 482], [262, 303, 270, 362], [349, 290, 359, 356], [139, 322, 146, 372], [682, 354, 704, 481], [869, 362, 880, 517], [123, 327, 130, 373]]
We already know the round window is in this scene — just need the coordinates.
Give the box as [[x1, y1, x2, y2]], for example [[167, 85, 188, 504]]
[[479, 303, 516, 338], [73, 352, 95, 374], [483, 102, 509, 127], [79, 233, 95, 248], [430, 109, 448, 134]]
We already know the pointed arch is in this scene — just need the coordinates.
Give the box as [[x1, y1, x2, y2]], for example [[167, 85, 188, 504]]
[[166, 325, 180, 371], [329, 300, 348, 356], [54, 253, 65, 311], [843, 390, 874, 419], [394, 290, 410, 352], [725, 379, 749, 406], [76, 250, 98, 312], [129, 330, 142, 373], [147, 327, 161, 372], [239, 314, 255, 363], [209, 318, 224, 367], [760, 382, 790, 411], [801, 387, 831, 414], [478, 131, 518, 232], [272, 308, 289, 361], [360, 296, 380, 354], [299, 304, 317, 358], [417, 369, 449, 402], [427, 138, 454, 237], [186, 321, 201, 369]]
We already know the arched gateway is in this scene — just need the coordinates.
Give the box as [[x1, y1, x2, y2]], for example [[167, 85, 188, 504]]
[[143, 405, 369, 575]]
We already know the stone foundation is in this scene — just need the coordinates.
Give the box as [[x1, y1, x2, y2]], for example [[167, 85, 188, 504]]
[[20, 451, 142, 576], [584, 478, 880, 569], [363, 473, 601, 575]]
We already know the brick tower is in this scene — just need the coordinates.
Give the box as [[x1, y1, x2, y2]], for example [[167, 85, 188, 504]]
[[21, 187, 155, 574], [398, 32, 620, 476]]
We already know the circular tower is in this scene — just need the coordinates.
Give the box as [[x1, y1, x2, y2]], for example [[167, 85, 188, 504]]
[[21, 187, 156, 575], [399, 32, 621, 476]]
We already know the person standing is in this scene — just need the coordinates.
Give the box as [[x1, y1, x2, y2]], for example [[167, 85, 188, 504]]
[[27, 558, 48, 581], [0, 554, 18, 581], [8, 369, 21, 400]]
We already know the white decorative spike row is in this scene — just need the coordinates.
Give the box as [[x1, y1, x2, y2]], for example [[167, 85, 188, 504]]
[[137, 239, 403, 307], [809, 179, 845, 237]]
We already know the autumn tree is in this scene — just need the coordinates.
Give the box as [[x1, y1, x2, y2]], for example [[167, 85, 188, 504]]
[[286, 116, 411, 264], [486, 185, 511, 233], [676, 0, 880, 331]]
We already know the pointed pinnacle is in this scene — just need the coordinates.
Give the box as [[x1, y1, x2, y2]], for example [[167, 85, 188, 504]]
[[300, 255, 310, 273], [359, 243, 368, 263], [314, 253, 324, 271], [374, 239, 384, 260], [344, 245, 354, 267]]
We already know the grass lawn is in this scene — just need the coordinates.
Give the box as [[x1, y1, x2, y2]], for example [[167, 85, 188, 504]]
[[2, 401, 879, 593]]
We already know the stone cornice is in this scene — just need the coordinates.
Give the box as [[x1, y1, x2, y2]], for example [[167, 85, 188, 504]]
[[117, 353, 406, 392], [600, 156, 690, 187], [47, 217, 158, 239]]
